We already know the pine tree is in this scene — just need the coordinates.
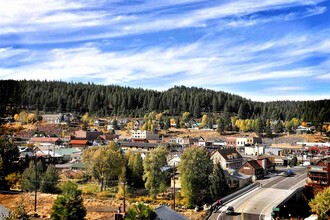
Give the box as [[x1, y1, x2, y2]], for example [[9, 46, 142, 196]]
[[20, 161, 44, 192], [51, 181, 86, 220], [209, 162, 229, 200], [40, 164, 59, 193]]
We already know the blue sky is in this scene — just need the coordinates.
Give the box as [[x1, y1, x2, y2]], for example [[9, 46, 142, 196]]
[[0, 0, 329, 101]]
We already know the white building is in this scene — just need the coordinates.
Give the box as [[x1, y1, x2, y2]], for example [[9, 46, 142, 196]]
[[131, 130, 159, 140], [244, 145, 265, 156]]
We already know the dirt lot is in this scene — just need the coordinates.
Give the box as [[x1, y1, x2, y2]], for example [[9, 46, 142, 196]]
[[0, 192, 205, 220]]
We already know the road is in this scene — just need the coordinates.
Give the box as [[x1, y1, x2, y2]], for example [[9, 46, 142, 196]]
[[209, 167, 307, 220]]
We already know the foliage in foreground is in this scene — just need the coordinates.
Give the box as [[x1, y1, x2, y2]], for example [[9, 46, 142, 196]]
[[51, 181, 86, 220], [179, 146, 213, 207], [125, 202, 157, 220], [143, 146, 169, 199], [309, 186, 330, 219]]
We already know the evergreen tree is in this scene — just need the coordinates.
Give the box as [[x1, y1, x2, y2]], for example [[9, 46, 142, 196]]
[[0, 137, 19, 189], [51, 181, 86, 220], [20, 161, 44, 192], [163, 118, 170, 130], [209, 162, 229, 200], [40, 164, 59, 193]]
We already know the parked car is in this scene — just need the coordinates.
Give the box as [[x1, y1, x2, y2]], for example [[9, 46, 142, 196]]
[[226, 206, 234, 215]]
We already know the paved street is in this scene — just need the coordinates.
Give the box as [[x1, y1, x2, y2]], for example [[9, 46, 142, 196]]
[[209, 167, 307, 220]]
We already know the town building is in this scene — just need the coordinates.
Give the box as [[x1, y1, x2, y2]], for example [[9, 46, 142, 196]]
[[306, 157, 330, 187], [130, 130, 159, 141], [237, 160, 264, 180], [210, 148, 244, 170], [75, 129, 103, 141]]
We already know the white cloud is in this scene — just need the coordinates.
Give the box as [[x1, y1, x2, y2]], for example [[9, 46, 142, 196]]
[[315, 73, 330, 80], [1, 28, 329, 89], [0, 0, 327, 43]]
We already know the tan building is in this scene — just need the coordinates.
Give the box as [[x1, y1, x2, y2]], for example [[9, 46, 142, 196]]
[[211, 148, 244, 170]]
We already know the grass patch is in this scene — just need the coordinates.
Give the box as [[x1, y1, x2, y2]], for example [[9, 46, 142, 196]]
[[96, 190, 116, 198], [80, 183, 99, 195]]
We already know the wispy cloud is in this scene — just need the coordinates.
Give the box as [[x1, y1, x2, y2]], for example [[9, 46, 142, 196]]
[[0, 0, 329, 101], [0, 0, 327, 43], [1, 29, 329, 87]]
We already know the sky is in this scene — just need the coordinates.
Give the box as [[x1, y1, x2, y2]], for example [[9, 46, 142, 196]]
[[0, 0, 329, 102]]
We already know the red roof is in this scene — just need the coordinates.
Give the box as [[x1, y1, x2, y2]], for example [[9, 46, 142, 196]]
[[29, 137, 60, 142], [69, 140, 89, 145]]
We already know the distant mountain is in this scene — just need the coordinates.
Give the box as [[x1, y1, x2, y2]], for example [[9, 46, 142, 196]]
[[0, 80, 329, 123]]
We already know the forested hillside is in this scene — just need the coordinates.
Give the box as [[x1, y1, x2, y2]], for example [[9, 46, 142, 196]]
[[0, 80, 329, 123]]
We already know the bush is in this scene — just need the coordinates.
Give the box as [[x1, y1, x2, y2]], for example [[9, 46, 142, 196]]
[[5, 172, 21, 189], [80, 184, 99, 195]]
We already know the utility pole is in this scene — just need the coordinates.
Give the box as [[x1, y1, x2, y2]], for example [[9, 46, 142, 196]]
[[34, 156, 37, 213], [173, 162, 176, 211]]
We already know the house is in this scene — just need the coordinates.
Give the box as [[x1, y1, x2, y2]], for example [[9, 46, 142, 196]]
[[117, 141, 159, 152], [306, 157, 330, 187], [69, 139, 89, 149], [257, 156, 275, 174], [29, 137, 62, 146], [34, 147, 64, 164], [198, 137, 212, 147], [170, 169, 181, 190], [75, 129, 103, 141], [133, 120, 144, 130], [169, 137, 190, 148], [237, 160, 264, 180], [18, 146, 35, 163], [42, 114, 62, 124], [236, 137, 262, 151], [94, 118, 107, 126], [296, 126, 315, 134], [226, 137, 237, 148], [42, 113, 75, 124], [210, 148, 244, 171]]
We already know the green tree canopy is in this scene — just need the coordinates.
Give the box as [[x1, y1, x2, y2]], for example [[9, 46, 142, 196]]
[[51, 181, 86, 220], [143, 146, 168, 199], [209, 162, 229, 200], [82, 142, 124, 191], [20, 160, 43, 192], [125, 202, 157, 220], [40, 164, 59, 193], [0, 137, 19, 186], [179, 146, 213, 207]]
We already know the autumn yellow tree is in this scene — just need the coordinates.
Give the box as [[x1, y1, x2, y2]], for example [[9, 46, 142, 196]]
[[309, 186, 330, 219]]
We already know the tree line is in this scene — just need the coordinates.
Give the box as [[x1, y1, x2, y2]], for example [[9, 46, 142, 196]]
[[0, 80, 329, 123]]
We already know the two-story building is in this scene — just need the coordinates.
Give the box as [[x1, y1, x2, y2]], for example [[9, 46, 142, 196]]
[[306, 158, 330, 187], [131, 130, 159, 141], [210, 148, 244, 171], [238, 160, 264, 180]]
